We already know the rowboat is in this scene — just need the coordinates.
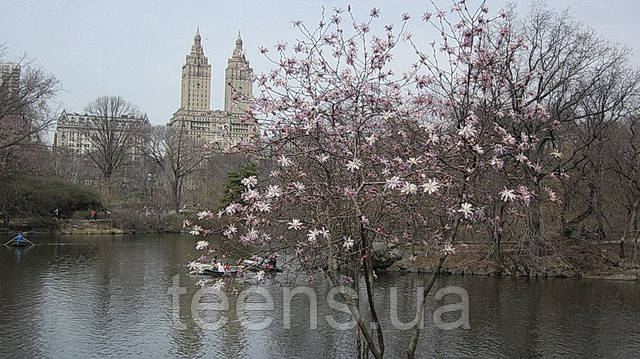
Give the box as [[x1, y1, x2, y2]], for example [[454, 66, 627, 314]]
[[189, 263, 241, 277], [8, 241, 33, 247], [241, 259, 282, 272], [202, 268, 238, 277]]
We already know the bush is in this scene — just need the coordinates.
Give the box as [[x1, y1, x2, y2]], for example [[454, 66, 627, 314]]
[[0, 175, 102, 221]]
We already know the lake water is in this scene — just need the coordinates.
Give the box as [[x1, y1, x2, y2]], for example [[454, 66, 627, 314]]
[[1, 234, 639, 358]]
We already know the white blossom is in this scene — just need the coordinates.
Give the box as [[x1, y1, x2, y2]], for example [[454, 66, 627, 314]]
[[490, 156, 504, 169], [385, 176, 402, 190], [346, 158, 363, 172], [407, 157, 422, 166], [197, 210, 213, 220], [190, 225, 204, 236], [400, 181, 418, 195], [240, 176, 258, 188], [265, 185, 282, 199], [441, 244, 456, 255], [515, 153, 527, 163], [421, 178, 440, 194], [288, 218, 303, 230], [458, 124, 477, 139], [211, 279, 225, 290], [316, 153, 330, 163], [195, 240, 209, 250], [458, 202, 473, 218], [278, 155, 293, 167], [292, 181, 306, 193], [365, 134, 377, 145], [307, 228, 321, 242], [499, 187, 516, 202], [256, 201, 272, 213]]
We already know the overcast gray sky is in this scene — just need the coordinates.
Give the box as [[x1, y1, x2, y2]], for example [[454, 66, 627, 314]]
[[2, 0, 639, 125]]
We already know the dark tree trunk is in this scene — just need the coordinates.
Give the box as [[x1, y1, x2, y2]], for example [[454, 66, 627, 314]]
[[406, 255, 446, 359], [529, 195, 544, 256], [620, 198, 640, 258]]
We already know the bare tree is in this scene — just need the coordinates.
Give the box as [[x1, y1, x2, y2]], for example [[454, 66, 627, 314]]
[[0, 43, 59, 175], [82, 96, 150, 203], [472, 5, 640, 255], [611, 116, 640, 258], [143, 124, 206, 211]]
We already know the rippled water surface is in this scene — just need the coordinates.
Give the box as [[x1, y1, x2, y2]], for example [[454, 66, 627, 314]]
[[1, 234, 639, 358]]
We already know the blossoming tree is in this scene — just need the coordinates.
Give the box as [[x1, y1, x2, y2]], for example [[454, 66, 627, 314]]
[[190, 2, 561, 358]]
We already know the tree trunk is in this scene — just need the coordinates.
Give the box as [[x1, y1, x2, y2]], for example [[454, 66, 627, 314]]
[[620, 198, 640, 259], [171, 176, 183, 212], [529, 194, 544, 256], [633, 227, 639, 259], [491, 228, 502, 262], [326, 230, 382, 359], [362, 225, 385, 357], [406, 255, 446, 359]]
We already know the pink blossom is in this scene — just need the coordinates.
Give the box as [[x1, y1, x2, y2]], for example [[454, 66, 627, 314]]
[[442, 244, 456, 255]]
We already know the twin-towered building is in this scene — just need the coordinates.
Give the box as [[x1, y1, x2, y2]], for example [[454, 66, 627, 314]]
[[167, 30, 256, 147], [55, 30, 256, 154]]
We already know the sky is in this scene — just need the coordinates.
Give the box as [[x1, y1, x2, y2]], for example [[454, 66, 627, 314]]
[[2, 0, 639, 126]]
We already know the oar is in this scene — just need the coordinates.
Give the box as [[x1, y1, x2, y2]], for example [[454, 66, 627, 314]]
[[23, 237, 36, 246], [3, 238, 16, 246]]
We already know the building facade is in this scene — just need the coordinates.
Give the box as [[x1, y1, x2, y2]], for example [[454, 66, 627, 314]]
[[0, 62, 20, 97], [54, 111, 150, 154], [167, 30, 256, 147]]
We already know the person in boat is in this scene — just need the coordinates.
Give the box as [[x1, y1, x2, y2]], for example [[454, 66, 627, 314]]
[[225, 263, 230, 272], [15, 233, 24, 244], [217, 262, 225, 273]]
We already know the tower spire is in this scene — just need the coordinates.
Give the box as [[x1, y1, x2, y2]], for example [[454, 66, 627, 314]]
[[193, 26, 201, 47], [235, 30, 243, 49]]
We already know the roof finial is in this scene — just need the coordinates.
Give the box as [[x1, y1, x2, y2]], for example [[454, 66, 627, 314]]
[[197, 26, 200, 35], [236, 30, 243, 48]]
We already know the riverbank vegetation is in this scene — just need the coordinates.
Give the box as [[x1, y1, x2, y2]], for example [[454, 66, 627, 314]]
[[0, 175, 101, 231]]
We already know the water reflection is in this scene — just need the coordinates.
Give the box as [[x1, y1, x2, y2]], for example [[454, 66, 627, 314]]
[[0, 234, 638, 358]]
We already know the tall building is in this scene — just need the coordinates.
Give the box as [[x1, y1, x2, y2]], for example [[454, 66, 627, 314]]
[[167, 30, 256, 147], [224, 33, 253, 114], [0, 62, 20, 97], [180, 29, 211, 112]]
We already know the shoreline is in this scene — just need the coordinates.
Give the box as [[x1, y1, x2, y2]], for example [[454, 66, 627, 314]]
[[3, 222, 638, 281], [0, 218, 182, 236], [384, 240, 640, 281], [384, 263, 639, 281]]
